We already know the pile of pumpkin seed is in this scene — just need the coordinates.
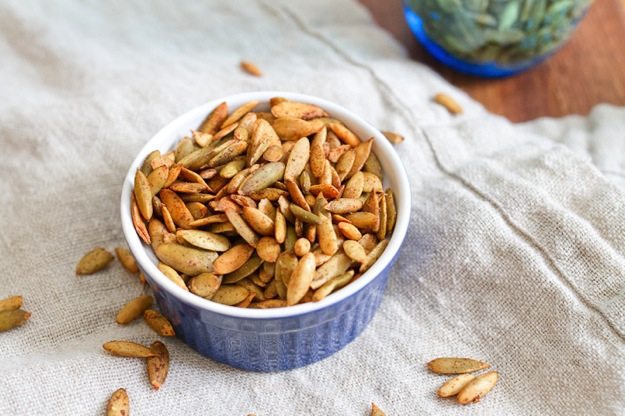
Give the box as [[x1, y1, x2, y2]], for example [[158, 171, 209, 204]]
[[131, 98, 396, 308], [406, 0, 593, 66]]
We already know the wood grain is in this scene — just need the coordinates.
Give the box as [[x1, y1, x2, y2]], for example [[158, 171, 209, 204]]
[[360, 0, 625, 122]]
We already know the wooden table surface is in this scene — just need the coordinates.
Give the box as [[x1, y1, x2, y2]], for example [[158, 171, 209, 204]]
[[360, 0, 625, 122]]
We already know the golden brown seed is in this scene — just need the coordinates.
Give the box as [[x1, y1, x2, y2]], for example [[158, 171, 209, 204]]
[[147, 341, 170, 390], [433, 92, 463, 115], [239, 111, 258, 131], [311, 252, 353, 289], [163, 163, 183, 188], [362, 172, 383, 193], [256, 236, 281, 263], [345, 212, 378, 231], [225, 209, 259, 247], [106, 388, 129, 416], [213, 243, 255, 275], [263, 145, 284, 162], [103, 341, 156, 358], [317, 215, 339, 256], [346, 139, 373, 179], [242, 206, 275, 236], [147, 165, 169, 195], [141, 149, 161, 175], [309, 183, 340, 199], [134, 169, 153, 221], [198, 101, 228, 135], [371, 402, 386, 416], [457, 371, 499, 405], [235, 292, 257, 308], [189, 273, 222, 299], [155, 244, 217, 276], [328, 144, 352, 163], [328, 122, 360, 147], [240, 60, 262, 76], [161, 205, 177, 233], [250, 299, 288, 309], [364, 152, 384, 179], [359, 234, 379, 252], [362, 192, 380, 232], [192, 130, 213, 147], [154, 264, 186, 292], [176, 229, 231, 251], [131, 194, 151, 244], [273, 117, 324, 141], [212, 285, 250, 305], [285, 178, 309, 211], [248, 119, 280, 165], [293, 238, 311, 257], [76, 247, 114, 275], [437, 374, 476, 398], [359, 238, 389, 273], [286, 252, 316, 306], [312, 270, 353, 302], [238, 162, 285, 195], [309, 127, 327, 175], [338, 222, 362, 240], [324, 198, 364, 214], [343, 240, 367, 263], [222, 100, 259, 128], [284, 137, 310, 181], [270, 96, 288, 106], [0, 309, 31, 332], [0, 295, 23, 313], [208, 140, 248, 168], [186, 201, 208, 220], [115, 247, 138, 273], [382, 131, 404, 144], [116, 295, 153, 325], [159, 189, 195, 229], [143, 309, 175, 337], [223, 254, 263, 284], [271, 101, 328, 120], [274, 210, 287, 244], [377, 193, 388, 240], [427, 357, 490, 375]]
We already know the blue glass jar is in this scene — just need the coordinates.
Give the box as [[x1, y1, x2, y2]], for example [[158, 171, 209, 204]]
[[404, 0, 593, 77]]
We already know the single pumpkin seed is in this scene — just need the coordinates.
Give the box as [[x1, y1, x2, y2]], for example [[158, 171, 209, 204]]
[[143, 309, 175, 337], [213, 243, 255, 274], [155, 244, 217, 276], [176, 229, 231, 251], [115, 247, 139, 273], [457, 371, 499, 405], [328, 122, 360, 147], [240, 60, 262, 76], [189, 273, 222, 299], [273, 117, 324, 141], [103, 340, 156, 358], [338, 222, 362, 240], [198, 102, 228, 135], [312, 270, 354, 301], [256, 236, 281, 263], [212, 285, 250, 305], [222, 100, 259, 128], [437, 374, 476, 398], [311, 251, 353, 289], [286, 252, 316, 305], [223, 254, 263, 284], [0, 309, 31, 332], [0, 295, 22, 313], [343, 240, 367, 263], [238, 162, 285, 195], [147, 341, 170, 390], [284, 137, 310, 181], [157, 262, 189, 291], [76, 247, 114, 275], [106, 388, 129, 416], [116, 295, 153, 324], [359, 238, 389, 273], [427, 357, 490, 375]]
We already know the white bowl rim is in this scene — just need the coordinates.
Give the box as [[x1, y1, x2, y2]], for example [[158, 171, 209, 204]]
[[121, 91, 411, 320]]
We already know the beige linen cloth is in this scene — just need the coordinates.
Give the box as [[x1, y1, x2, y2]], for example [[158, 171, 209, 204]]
[[1, 1, 624, 415]]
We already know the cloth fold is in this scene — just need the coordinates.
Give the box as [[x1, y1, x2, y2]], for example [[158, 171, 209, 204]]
[[1, 1, 623, 415]]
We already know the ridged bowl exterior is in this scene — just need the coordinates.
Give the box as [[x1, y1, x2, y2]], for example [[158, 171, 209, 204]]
[[145, 254, 395, 372]]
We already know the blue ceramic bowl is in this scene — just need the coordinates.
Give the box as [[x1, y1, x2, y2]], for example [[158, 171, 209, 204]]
[[121, 92, 411, 372]]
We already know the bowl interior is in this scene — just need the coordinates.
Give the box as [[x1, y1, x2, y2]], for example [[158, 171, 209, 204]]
[[121, 91, 411, 319]]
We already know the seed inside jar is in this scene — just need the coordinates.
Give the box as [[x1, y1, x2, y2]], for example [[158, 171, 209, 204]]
[[132, 98, 397, 308]]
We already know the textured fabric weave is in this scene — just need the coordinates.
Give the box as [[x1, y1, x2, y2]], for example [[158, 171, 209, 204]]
[[1, 1, 624, 415]]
